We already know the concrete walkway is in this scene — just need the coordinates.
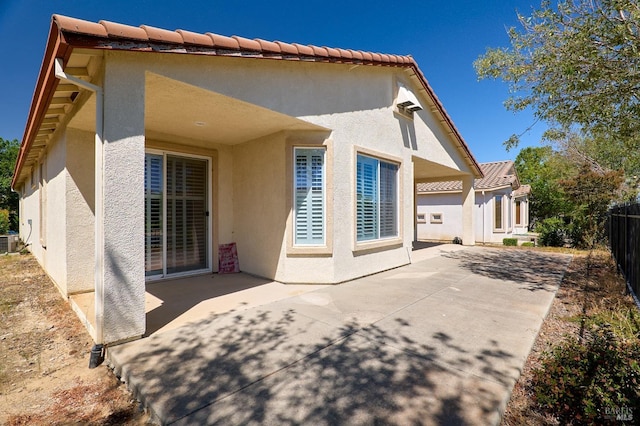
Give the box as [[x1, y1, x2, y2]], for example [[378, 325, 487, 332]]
[[107, 246, 572, 425]]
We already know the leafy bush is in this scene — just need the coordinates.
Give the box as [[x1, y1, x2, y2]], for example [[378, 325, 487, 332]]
[[533, 325, 640, 423], [503, 238, 518, 246], [522, 242, 535, 247], [0, 209, 9, 235], [537, 217, 566, 247]]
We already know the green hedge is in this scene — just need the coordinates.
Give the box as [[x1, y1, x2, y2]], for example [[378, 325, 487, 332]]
[[503, 238, 518, 246]]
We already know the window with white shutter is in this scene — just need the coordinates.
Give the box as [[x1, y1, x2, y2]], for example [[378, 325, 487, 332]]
[[294, 148, 325, 245], [356, 154, 399, 242]]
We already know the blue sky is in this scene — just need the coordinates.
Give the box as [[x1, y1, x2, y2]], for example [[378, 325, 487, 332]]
[[0, 0, 544, 163]]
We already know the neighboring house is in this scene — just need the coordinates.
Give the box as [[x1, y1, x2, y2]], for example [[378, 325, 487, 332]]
[[12, 15, 483, 345], [417, 161, 531, 244]]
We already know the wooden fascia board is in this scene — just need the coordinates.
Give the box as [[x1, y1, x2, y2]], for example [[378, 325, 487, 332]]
[[12, 20, 72, 188]]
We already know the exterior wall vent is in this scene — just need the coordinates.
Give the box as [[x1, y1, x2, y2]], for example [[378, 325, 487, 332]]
[[396, 82, 423, 118]]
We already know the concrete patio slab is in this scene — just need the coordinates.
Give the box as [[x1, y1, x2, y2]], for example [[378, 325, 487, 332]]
[[173, 334, 507, 426], [107, 245, 572, 425]]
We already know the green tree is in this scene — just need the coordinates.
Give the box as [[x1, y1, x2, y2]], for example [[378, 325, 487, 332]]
[[560, 164, 624, 248], [514, 146, 574, 227], [0, 137, 20, 232], [475, 0, 640, 157]]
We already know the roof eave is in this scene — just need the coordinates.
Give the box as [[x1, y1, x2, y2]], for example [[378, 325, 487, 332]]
[[407, 61, 483, 179], [12, 19, 71, 189]]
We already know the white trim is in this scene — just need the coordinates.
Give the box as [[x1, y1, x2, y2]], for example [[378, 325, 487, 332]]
[[417, 184, 513, 196]]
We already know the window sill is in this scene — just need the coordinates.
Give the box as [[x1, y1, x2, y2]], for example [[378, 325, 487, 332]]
[[287, 246, 333, 257], [353, 237, 403, 256]]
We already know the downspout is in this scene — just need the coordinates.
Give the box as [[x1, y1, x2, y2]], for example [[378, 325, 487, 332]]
[[54, 58, 105, 368]]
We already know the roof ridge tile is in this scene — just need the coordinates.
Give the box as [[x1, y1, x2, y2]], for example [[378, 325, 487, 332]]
[[176, 29, 214, 46], [53, 14, 108, 37], [99, 20, 148, 41], [254, 38, 281, 53], [232, 35, 261, 51], [140, 25, 184, 44], [205, 32, 239, 50], [291, 43, 314, 56], [274, 41, 299, 56]]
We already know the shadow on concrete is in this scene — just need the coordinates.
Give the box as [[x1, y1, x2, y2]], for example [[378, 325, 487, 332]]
[[112, 306, 511, 425], [443, 247, 572, 292], [412, 240, 445, 251], [144, 273, 272, 335]]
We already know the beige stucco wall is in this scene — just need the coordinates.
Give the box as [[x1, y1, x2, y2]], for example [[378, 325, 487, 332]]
[[19, 167, 41, 265], [232, 133, 287, 279], [418, 188, 526, 244], [100, 56, 146, 343], [18, 130, 68, 294], [102, 51, 476, 285], [65, 128, 95, 293]]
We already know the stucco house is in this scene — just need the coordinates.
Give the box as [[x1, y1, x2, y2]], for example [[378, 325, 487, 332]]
[[416, 160, 531, 244], [12, 15, 483, 346]]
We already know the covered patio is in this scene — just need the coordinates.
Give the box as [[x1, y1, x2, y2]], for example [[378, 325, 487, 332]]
[[70, 272, 329, 338]]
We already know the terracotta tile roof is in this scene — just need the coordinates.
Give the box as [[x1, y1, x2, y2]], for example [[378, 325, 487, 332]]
[[12, 14, 483, 187], [53, 14, 416, 63], [417, 160, 522, 193]]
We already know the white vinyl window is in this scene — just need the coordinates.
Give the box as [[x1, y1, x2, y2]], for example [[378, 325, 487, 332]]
[[356, 154, 398, 242], [515, 200, 522, 226], [494, 195, 504, 230], [294, 148, 326, 246]]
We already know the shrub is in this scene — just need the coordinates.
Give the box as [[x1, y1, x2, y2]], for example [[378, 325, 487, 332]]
[[522, 242, 535, 247], [537, 217, 566, 247], [533, 325, 640, 423], [503, 238, 518, 246], [0, 209, 9, 235]]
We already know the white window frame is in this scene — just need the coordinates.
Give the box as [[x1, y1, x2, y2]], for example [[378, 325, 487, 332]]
[[355, 153, 400, 243], [293, 147, 326, 247], [494, 194, 505, 231], [430, 213, 443, 224], [515, 199, 522, 226], [145, 149, 213, 281]]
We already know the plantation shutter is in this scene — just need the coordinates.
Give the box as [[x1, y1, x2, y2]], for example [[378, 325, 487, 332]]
[[166, 155, 208, 274], [356, 155, 378, 241], [144, 154, 164, 276], [294, 148, 325, 245], [379, 161, 398, 238]]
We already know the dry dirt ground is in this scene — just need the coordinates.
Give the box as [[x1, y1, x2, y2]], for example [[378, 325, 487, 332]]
[[0, 254, 148, 425], [501, 248, 638, 425], [0, 249, 633, 425]]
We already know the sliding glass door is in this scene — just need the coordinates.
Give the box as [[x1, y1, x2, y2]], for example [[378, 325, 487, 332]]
[[145, 152, 209, 278]]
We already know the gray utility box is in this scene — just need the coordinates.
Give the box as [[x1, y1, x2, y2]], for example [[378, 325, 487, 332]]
[[0, 235, 18, 253]]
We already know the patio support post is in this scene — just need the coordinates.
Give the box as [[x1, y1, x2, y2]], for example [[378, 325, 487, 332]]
[[100, 56, 146, 343], [461, 175, 475, 246]]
